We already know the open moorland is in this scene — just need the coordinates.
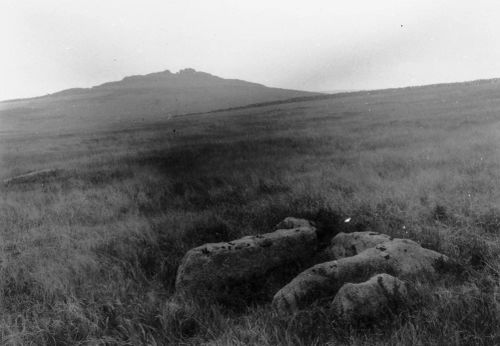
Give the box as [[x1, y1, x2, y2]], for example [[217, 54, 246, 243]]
[[2, 79, 500, 344]]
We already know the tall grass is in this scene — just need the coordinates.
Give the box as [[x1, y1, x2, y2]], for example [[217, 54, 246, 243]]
[[1, 82, 500, 344]]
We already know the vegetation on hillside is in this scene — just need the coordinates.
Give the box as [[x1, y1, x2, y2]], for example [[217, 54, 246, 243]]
[[1, 80, 500, 344]]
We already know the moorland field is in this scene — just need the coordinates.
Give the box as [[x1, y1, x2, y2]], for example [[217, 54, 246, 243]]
[[2, 79, 500, 344]]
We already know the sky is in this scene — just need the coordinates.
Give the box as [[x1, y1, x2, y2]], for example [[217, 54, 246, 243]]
[[1, 0, 500, 100]]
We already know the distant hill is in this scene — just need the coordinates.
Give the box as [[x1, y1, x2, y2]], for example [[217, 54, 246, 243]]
[[0, 68, 320, 133]]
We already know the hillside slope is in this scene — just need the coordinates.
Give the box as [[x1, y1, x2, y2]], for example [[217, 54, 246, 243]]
[[0, 68, 320, 134], [2, 75, 500, 344]]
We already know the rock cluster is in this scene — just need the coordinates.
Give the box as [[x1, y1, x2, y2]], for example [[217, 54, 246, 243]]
[[175, 217, 450, 323], [273, 237, 447, 312]]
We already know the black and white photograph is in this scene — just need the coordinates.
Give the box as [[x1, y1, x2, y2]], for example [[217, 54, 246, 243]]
[[1, 1, 500, 344]]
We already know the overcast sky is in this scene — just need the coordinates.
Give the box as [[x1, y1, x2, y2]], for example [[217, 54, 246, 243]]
[[1, 0, 500, 100]]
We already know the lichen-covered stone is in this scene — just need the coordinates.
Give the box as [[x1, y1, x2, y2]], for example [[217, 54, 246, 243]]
[[273, 238, 448, 312], [322, 231, 392, 260], [331, 273, 408, 322], [175, 223, 317, 298]]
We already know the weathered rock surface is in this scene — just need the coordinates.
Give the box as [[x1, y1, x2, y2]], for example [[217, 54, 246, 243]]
[[175, 222, 317, 298], [331, 273, 408, 322], [274, 217, 315, 230], [323, 231, 392, 260], [273, 238, 448, 312]]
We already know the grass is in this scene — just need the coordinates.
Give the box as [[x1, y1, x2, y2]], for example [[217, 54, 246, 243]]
[[2, 80, 500, 344]]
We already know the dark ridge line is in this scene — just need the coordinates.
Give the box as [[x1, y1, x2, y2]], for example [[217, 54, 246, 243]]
[[1, 94, 50, 103], [3, 74, 500, 109], [178, 94, 337, 117], [179, 77, 500, 117]]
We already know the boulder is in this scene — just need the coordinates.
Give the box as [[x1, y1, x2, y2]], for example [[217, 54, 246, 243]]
[[273, 238, 448, 312], [322, 231, 392, 260], [175, 222, 317, 298], [331, 273, 408, 322]]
